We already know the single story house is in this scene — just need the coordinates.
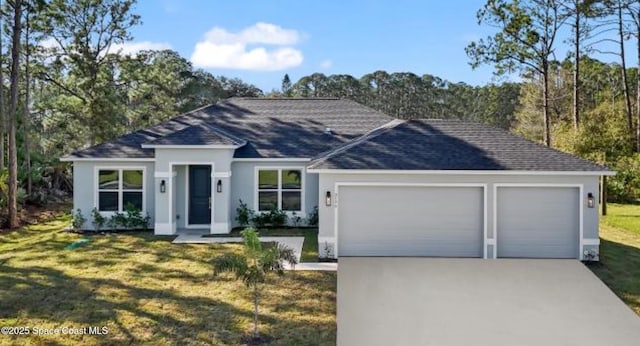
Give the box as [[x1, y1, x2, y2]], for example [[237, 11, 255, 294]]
[[61, 97, 613, 260]]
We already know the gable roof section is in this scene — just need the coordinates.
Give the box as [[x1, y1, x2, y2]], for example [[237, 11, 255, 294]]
[[62, 98, 393, 160], [307, 119, 612, 173], [142, 122, 246, 147]]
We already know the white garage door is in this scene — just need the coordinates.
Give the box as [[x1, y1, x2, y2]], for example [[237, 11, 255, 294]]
[[497, 187, 579, 259], [338, 185, 484, 257]]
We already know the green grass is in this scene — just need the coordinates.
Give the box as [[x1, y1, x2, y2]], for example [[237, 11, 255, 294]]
[[208, 228, 319, 263], [587, 203, 640, 317], [0, 217, 336, 345]]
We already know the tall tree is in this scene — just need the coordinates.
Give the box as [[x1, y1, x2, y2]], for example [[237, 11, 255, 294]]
[[37, 0, 140, 145], [0, 0, 4, 171], [7, 0, 22, 228], [563, 0, 589, 130], [573, 0, 582, 130], [281, 73, 292, 97], [625, 0, 640, 150], [617, 0, 634, 133], [23, 5, 31, 195], [466, 0, 567, 146]]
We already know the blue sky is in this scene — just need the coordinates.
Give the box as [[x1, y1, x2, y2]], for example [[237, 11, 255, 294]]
[[125, 0, 626, 92]]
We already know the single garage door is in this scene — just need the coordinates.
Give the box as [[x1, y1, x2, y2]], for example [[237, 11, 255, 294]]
[[338, 185, 484, 257], [497, 187, 579, 258]]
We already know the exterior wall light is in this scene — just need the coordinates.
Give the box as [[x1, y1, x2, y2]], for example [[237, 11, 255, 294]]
[[325, 191, 332, 206], [587, 193, 595, 208], [217, 179, 222, 193], [160, 180, 166, 193]]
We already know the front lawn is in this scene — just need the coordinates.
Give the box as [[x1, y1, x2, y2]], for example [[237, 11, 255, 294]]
[[588, 203, 640, 316], [209, 228, 319, 262], [0, 217, 336, 345]]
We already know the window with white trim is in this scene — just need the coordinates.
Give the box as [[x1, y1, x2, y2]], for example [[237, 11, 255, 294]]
[[97, 169, 144, 212], [257, 168, 302, 211]]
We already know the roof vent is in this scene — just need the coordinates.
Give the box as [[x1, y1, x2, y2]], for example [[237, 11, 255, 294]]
[[324, 127, 332, 135]]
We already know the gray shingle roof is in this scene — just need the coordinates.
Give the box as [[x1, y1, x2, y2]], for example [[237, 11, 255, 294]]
[[307, 119, 611, 172], [63, 98, 393, 159], [144, 122, 246, 147]]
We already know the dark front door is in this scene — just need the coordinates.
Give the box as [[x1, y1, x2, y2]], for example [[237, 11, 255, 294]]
[[189, 165, 212, 225]]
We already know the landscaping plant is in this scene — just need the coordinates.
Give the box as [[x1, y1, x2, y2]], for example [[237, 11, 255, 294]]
[[235, 199, 254, 227], [91, 207, 106, 232], [213, 228, 298, 340], [71, 209, 86, 230]]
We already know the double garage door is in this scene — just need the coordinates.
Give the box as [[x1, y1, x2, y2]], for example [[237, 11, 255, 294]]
[[337, 185, 580, 259]]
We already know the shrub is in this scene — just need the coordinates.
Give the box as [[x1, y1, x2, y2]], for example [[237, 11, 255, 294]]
[[235, 199, 253, 227], [268, 209, 288, 227], [91, 208, 106, 232], [291, 211, 303, 227], [108, 212, 127, 229], [72, 209, 86, 230], [251, 212, 270, 228], [306, 206, 319, 226], [608, 154, 640, 203], [123, 203, 150, 230], [249, 208, 288, 227], [107, 204, 150, 230]]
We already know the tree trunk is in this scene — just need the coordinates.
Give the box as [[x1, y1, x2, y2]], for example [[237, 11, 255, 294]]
[[619, 1, 634, 133], [0, 3, 4, 172], [23, 11, 30, 196], [253, 284, 259, 338], [637, 18, 640, 152], [573, 4, 580, 131], [7, 0, 22, 228], [542, 64, 551, 147]]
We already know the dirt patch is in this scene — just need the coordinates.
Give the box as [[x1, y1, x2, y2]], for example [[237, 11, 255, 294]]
[[0, 199, 71, 234]]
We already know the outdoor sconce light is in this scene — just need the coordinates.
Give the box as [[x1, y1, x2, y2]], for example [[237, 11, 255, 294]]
[[325, 191, 332, 206], [160, 180, 166, 193], [587, 193, 595, 208], [217, 179, 222, 193]]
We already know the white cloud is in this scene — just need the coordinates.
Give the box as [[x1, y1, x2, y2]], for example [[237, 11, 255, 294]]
[[190, 22, 304, 71], [320, 59, 333, 69], [39, 37, 60, 49], [110, 41, 172, 56]]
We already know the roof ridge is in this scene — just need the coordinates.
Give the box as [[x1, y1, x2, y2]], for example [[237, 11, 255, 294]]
[[308, 119, 405, 168], [199, 122, 247, 146], [228, 97, 343, 101]]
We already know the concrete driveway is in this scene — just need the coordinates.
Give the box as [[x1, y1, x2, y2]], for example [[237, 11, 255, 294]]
[[338, 258, 640, 346]]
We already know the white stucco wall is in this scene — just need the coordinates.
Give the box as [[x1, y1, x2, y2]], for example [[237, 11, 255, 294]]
[[230, 161, 319, 228], [71, 160, 156, 230], [317, 172, 602, 259]]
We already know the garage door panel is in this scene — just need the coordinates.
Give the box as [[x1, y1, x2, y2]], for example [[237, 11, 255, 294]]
[[338, 186, 483, 257], [497, 187, 579, 259]]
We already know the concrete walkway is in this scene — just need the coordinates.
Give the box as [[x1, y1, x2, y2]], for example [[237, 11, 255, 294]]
[[172, 233, 337, 271]]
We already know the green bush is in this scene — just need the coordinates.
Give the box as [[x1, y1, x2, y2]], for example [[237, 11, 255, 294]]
[[249, 208, 288, 227], [290, 211, 303, 227], [268, 209, 288, 227], [123, 203, 151, 230], [108, 212, 127, 229], [91, 207, 107, 232], [306, 206, 319, 226], [608, 154, 640, 203], [235, 199, 253, 227], [251, 212, 270, 228], [72, 209, 86, 230], [106, 204, 150, 230]]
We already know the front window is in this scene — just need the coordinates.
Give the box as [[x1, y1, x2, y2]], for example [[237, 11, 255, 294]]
[[257, 168, 302, 212], [98, 169, 144, 212]]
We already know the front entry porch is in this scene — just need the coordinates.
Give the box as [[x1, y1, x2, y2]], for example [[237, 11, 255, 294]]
[[154, 161, 232, 235]]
